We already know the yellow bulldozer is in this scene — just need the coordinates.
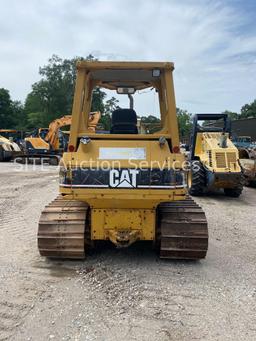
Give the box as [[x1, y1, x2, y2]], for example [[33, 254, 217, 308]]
[[0, 130, 22, 161], [188, 114, 243, 197], [38, 61, 208, 260]]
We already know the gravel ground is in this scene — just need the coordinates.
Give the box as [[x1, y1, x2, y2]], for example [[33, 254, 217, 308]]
[[0, 162, 255, 341]]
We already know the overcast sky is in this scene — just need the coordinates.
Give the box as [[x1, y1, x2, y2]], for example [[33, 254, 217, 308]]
[[1, 0, 256, 115]]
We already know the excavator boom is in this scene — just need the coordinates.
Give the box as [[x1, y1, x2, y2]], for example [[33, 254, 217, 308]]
[[45, 115, 72, 150], [19, 112, 101, 165]]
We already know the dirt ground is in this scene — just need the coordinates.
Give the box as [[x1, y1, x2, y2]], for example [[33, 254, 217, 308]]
[[0, 162, 255, 341]]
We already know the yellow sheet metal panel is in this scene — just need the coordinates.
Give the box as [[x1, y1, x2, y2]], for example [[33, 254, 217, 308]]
[[63, 139, 185, 169], [25, 137, 50, 150], [60, 188, 186, 209], [91, 208, 155, 242], [69, 69, 87, 147], [77, 61, 174, 70], [58, 60, 187, 247], [68, 61, 180, 149], [104, 209, 142, 229], [194, 132, 241, 173]]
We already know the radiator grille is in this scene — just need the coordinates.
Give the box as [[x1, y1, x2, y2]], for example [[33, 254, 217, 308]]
[[215, 152, 226, 168], [227, 152, 237, 168], [208, 150, 213, 167]]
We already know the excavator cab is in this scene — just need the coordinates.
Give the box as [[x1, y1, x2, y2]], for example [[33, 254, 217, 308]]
[[20, 116, 73, 164], [38, 61, 208, 260]]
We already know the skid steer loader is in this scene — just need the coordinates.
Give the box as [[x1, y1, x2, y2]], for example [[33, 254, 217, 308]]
[[38, 61, 208, 260], [188, 114, 243, 197]]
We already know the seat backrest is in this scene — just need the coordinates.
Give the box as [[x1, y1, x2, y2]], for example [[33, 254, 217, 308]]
[[110, 109, 138, 134]]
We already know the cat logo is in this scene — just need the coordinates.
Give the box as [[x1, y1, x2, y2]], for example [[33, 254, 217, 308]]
[[109, 169, 139, 188]]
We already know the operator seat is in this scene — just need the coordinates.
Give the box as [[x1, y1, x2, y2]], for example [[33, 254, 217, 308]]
[[110, 109, 138, 134]]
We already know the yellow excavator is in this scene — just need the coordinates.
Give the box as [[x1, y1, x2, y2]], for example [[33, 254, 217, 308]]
[[38, 61, 208, 260], [21, 115, 72, 165], [20, 113, 100, 164]]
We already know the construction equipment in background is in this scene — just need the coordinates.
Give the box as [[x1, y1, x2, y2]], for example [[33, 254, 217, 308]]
[[0, 133, 22, 162], [136, 118, 147, 134], [38, 61, 208, 261], [229, 134, 256, 187], [20, 115, 72, 165], [188, 113, 243, 197], [19, 112, 101, 165], [239, 148, 256, 187], [233, 136, 254, 149], [0, 129, 24, 145]]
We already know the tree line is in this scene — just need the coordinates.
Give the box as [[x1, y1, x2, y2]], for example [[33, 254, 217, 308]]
[[0, 54, 256, 139]]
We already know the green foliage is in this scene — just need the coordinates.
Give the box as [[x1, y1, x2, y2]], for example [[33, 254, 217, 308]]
[[24, 55, 81, 126], [24, 54, 107, 129], [241, 99, 256, 118], [176, 108, 192, 139], [104, 97, 120, 115], [222, 110, 239, 120], [11, 101, 26, 130], [99, 114, 111, 131], [99, 97, 120, 131], [27, 112, 45, 128], [24, 92, 45, 128], [1, 54, 256, 137], [223, 100, 256, 120], [91, 87, 106, 113], [140, 115, 161, 133], [0, 88, 14, 128], [140, 111, 192, 137], [0, 89, 26, 129], [141, 115, 161, 124]]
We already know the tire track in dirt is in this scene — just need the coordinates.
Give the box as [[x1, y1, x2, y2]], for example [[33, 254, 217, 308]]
[[1, 163, 256, 341], [0, 165, 60, 340], [74, 243, 256, 341]]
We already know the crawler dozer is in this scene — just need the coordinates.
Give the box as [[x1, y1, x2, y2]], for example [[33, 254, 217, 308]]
[[38, 61, 208, 260], [188, 114, 243, 197]]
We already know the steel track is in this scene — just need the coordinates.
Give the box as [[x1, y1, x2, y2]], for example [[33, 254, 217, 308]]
[[38, 196, 208, 260], [157, 197, 208, 259], [38, 197, 89, 259]]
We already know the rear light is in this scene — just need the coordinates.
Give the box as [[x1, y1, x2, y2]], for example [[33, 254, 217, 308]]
[[173, 145, 180, 153], [68, 145, 75, 152]]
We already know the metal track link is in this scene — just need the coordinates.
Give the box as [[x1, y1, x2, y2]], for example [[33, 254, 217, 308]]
[[38, 197, 89, 259], [158, 197, 208, 260]]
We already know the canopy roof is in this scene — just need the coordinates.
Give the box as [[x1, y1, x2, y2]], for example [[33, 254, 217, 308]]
[[76, 61, 174, 90]]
